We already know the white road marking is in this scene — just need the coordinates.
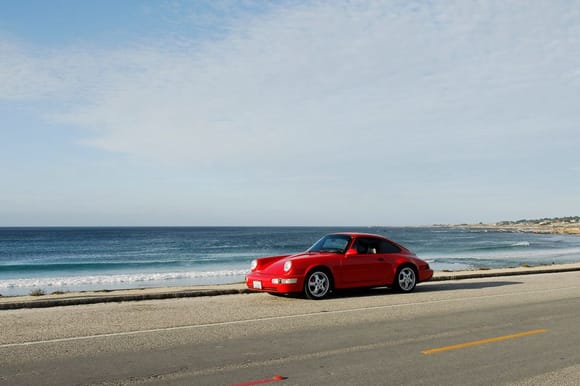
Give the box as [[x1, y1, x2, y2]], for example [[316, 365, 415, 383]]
[[1, 285, 578, 349]]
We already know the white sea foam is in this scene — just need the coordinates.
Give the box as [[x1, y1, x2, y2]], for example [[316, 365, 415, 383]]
[[511, 241, 531, 247], [0, 269, 250, 289]]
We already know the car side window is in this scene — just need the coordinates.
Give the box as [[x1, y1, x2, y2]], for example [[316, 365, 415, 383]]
[[379, 240, 401, 253], [354, 238, 381, 254]]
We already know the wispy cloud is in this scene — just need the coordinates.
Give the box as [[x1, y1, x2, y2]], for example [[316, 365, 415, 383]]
[[1, 0, 579, 223]]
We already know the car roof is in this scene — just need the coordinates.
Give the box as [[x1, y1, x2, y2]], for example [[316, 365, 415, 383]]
[[330, 232, 387, 239]]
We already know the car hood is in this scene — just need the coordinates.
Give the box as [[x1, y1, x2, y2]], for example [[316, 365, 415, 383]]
[[264, 251, 334, 271], [289, 251, 339, 261]]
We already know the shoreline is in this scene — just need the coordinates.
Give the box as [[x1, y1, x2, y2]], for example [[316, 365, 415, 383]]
[[0, 226, 580, 298], [438, 222, 580, 235], [2, 262, 580, 310]]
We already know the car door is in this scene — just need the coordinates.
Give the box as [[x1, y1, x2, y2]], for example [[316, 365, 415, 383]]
[[377, 239, 400, 284], [341, 237, 390, 286]]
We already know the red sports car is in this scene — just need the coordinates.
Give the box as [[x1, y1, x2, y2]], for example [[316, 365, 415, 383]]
[[246, 232, 433, 299]]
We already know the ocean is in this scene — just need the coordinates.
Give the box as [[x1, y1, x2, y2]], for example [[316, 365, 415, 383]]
[[1, 226, 580, 296]]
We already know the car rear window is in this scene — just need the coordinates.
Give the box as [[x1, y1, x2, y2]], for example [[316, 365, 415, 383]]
[[379, 240, 401, 253]]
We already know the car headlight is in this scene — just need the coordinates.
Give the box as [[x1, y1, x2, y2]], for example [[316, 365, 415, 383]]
[[250, 259, 258, 270], [283, 260, 292, 272]]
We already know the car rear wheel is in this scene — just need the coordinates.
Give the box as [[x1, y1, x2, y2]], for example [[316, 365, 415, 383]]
[[394, 266, 417, 292], [304, 269, 332, 299]]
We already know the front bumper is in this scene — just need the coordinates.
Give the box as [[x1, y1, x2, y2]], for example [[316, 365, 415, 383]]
[[245, 272, 303, 294]]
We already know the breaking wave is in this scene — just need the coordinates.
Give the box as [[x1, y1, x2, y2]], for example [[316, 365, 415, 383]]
[[0, 269, 249, 290], [511, 241, 531, 247]]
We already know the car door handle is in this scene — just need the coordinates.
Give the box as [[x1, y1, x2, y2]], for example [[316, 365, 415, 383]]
[[378, 258, 384, 261]]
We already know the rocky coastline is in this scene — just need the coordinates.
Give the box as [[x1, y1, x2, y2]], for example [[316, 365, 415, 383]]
[[440, 216, 580, 235]]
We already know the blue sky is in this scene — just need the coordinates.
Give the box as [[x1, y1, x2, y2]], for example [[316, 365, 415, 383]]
[[1, 0, 579, 226]]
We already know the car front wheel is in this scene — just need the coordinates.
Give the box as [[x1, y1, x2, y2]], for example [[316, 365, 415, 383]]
[[394, 266, 417, 292], [304, 269, 332, 299]]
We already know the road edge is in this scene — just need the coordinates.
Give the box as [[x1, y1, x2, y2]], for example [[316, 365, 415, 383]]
[[2, 264, 580, 310]]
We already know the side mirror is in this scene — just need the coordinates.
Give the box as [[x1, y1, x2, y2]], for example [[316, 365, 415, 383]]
[[345, 249, 358, 258]]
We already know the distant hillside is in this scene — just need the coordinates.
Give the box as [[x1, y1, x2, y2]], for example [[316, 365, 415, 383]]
[[449, 216, 580, 235], [496, 216, 580, 226]]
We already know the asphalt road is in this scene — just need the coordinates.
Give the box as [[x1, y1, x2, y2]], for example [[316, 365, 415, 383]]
[[1, 271, 579, 385]]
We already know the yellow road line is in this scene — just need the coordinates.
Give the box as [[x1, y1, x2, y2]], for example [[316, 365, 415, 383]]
[[422, 329, 547, 355]]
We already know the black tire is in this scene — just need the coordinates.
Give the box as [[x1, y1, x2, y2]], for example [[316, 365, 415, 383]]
[[394, 265, 417, 293], [304, 269, 332, 300]]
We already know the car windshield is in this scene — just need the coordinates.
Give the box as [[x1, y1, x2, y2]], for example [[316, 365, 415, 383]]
[[308, 235, 351, 254]]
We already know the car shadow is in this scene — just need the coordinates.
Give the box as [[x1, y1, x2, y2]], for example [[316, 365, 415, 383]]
[[417, 280, 522, 292], [330, 280, 522, 299]]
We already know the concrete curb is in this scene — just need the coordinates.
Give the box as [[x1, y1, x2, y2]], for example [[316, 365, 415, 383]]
[[2, 265, 580, 310], [0, 288, 254, 310]]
